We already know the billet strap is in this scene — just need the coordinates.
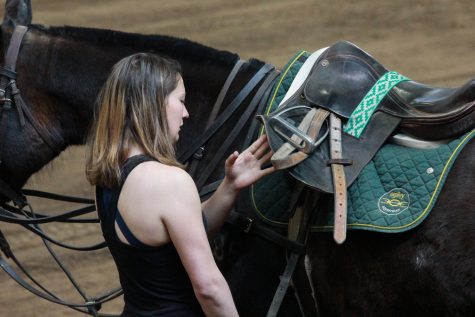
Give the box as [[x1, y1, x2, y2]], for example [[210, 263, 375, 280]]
[[271, 108, 330, 170], [329, 114, 347, 244]]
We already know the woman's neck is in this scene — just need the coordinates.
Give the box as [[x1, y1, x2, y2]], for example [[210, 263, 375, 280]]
[[127, 145, 144, 158]]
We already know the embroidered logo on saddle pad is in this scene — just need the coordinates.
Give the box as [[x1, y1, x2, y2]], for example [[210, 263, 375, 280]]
[[378, 188, 410, 215]]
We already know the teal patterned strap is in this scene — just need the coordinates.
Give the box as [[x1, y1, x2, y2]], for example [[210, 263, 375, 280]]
[[343, 71, 410, 138]]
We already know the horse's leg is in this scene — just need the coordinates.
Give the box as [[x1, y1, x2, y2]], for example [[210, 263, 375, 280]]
[[307, 139, 475, 316]]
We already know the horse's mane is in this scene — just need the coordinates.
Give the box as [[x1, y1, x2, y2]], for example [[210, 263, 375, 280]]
[[29, 24, 243, 67]]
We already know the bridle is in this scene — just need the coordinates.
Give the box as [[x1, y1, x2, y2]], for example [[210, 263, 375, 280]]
[[0, 25, 121, 317], [0, 25, 316, 317]]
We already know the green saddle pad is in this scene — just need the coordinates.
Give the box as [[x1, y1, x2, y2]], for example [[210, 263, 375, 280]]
[[252, 50, 475, 233]]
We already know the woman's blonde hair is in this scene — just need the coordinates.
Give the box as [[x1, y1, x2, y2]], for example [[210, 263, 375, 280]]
[[86, 53, 184, 188]]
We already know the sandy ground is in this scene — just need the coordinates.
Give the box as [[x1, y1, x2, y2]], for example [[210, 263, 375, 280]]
[[0, 0, 474, 315]]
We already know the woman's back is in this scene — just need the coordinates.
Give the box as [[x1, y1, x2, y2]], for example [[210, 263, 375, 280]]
[[96, 155, 205, 317]]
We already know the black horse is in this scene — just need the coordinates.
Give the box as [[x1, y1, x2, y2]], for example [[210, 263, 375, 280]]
[[2, 1, 475, 316]]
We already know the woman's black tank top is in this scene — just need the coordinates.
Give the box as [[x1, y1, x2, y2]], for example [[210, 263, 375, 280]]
[[96, 155, 206, 317]]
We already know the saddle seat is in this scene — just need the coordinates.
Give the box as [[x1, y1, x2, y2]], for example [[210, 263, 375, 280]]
[[302, 41, 475, 140]]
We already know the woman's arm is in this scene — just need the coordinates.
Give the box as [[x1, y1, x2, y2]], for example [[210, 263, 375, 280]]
[[159, 167, 239, 317], [202, 135, 275, 236]]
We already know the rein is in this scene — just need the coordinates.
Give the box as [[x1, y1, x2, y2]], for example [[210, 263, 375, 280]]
[[0, 190, 120, 316], [178, 60, 280, 195]]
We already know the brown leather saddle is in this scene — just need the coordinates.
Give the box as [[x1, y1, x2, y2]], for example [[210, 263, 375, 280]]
[[259, 41, 475, 242]]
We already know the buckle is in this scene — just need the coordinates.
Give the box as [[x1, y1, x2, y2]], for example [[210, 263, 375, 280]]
[[243, 217, 253, 233], [193, 146, 205, 160]]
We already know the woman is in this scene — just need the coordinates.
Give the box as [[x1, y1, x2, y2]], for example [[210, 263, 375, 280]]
[[86, 53, 274, 316]]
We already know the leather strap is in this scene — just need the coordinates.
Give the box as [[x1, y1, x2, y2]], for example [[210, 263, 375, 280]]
[[267, 252, 300, 317], [4, 25, 27, 70], [0, 26, 61, 159], [0, 204, 96, 225], [271, 108, 329, 170], [188, 59, 245, 178], [267, 188, 319, 317], [303, 254, 320, 316], [329, 114, 347, 244], [227, 211, 306, 254], [0, 250, 121, 314], [195, 69, 279, 190], [207, 59, 245, 127], [178, 63, 274, 163]]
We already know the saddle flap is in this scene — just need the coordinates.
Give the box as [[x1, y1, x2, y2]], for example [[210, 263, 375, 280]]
[[303, 41, 389, 118]]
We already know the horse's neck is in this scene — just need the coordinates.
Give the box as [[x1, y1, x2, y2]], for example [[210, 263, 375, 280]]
[[21, 25, 243, 146], [0, 24, 266, 194]]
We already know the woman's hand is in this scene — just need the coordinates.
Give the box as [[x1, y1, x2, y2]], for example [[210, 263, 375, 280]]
[[224, 135, 275, 192]]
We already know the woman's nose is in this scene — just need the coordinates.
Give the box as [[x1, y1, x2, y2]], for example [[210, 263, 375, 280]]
[[183, 106, 189, 118]]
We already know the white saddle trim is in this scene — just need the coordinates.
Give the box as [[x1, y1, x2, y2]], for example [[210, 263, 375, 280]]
[[389, 133, 450, 149], [279, 47, 329, 108]]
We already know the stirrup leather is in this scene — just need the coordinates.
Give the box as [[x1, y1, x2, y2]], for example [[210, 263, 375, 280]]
[[261, 107, 330, 170]]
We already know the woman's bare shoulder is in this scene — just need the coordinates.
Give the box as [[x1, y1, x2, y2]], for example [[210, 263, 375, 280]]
[[125, 161, 196, 196]]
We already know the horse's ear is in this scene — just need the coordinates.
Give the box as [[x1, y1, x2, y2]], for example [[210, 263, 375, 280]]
[[2, 0, 32, 29]]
